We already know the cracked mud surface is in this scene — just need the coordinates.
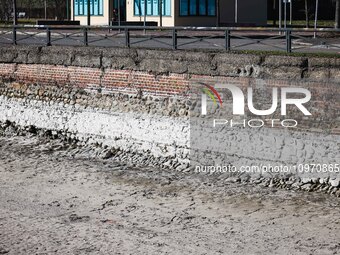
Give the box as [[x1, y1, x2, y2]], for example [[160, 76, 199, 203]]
[[0, 136, 339, 255]]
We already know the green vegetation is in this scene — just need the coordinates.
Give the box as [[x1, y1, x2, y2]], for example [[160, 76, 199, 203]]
[[235, 49, 340, 58], [267, 20, 335, 27]]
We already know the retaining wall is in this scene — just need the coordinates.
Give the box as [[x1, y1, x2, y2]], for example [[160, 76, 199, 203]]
[[0, 45, 339, 192]]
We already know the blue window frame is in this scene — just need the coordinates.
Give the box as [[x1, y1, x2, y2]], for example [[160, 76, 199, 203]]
[[134, 0, 171, 16], [179, 0, 216, 16], [75, 0, 103, 16], [179, 0, 188, 16], [198, 0, 206, 16]]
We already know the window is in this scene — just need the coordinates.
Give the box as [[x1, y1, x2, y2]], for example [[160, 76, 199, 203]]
[[179, 0, 188, 16], [134, 0, 171, 16], [179, 0, 216, 16], [74, 0, 103, 16]]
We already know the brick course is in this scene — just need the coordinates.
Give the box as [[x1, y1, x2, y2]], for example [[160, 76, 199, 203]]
[[0, 63, 191, 96]]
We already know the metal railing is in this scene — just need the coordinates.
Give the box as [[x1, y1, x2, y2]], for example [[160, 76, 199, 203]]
[[0, 25, 339, 53]]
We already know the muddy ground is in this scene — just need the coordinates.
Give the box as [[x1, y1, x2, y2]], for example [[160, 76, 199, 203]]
[[0, 135, 339, 255]]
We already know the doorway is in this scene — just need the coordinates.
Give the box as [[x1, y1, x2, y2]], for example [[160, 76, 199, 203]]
[[112, 0, 126, 24]]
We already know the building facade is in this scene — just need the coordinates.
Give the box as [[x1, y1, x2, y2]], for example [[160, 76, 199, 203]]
[[71, 0, 267, 26], [72, 0, 110, 25]]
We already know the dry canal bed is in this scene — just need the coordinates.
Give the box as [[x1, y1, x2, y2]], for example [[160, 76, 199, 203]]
[[0, 136, 339, 255]]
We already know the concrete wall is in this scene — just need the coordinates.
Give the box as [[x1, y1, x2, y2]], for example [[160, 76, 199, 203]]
[[237, 0, 267, 26], [219, 0, 267, 26], [219, 0, 235, 25], [0, 45, 339, 192]]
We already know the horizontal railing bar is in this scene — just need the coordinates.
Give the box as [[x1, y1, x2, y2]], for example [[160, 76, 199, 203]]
[[0, 25, 338, 54], [0, 25, 339, 33]]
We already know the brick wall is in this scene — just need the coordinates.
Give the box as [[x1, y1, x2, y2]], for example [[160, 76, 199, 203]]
[[0, 63, 190, 97], [0, 52, 338, 134]]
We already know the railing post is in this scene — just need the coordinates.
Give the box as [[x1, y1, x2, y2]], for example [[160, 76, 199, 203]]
[[286, 30, 292, 53], [172, 28, 177, 50], [12, 26, 17, 45], [125, 28, 130, 47], [46, 27, 51, 46], [225, 29, 230, 51], [83, 27, 88, 46]]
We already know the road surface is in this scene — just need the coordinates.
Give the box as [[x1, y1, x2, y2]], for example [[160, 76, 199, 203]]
[[0, 29, 339, 53]]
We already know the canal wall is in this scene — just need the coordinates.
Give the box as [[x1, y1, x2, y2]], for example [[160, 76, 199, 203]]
[[0, 45, 339, 193]]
